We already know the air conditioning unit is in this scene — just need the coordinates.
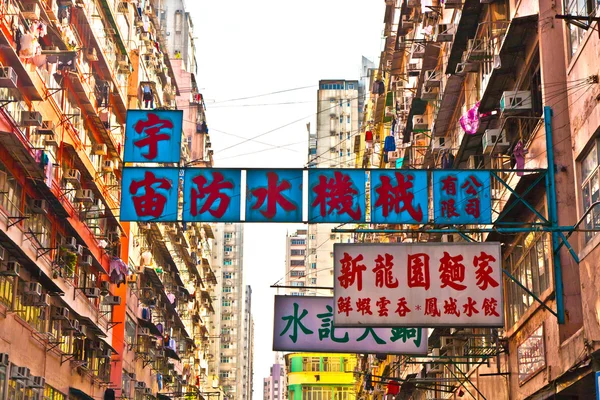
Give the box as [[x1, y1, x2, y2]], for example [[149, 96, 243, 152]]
[[75, 189, 94, 203], [62, 319, 79, 331], [144, 387, 152, 395], [27, 376, 45, 389], [455, 62, 478, 75], [386, 59, 393, 70], [75, 245, 84, 256], [100, 281, 110, 295], [424, 70, 442, 88], [21, 111, 43, 127], [444, 0, 462, 8], [102, 295, 121, 306], [102, 159, 114, 172], [79, 255, 93, 268], [51, 306, 69, 320], [412, 43, 425, 59], [24, 282, 42, 296], [0, 67, 18, 89], [436, 23, 455, 42], [116, 54, 129, 68], [31, 199, 48, 214], [138, 327, 150, 336], [407, 62, 421, 77], [64, 169, 81, 184], [10, 365, 30, 381], [36, 121, 55, 135], [500, 90, 532, 113], [388, 150, 401, 162], [135, 381, 147, 390], [62, 236, 77, 250], [92, 144, 107, 156], [467, 39, 486, 59], [385, 106, 396, 117], [482, 128, 510, 154], [413, 115, 429, 131], [1, 261, 21, 277], [21, 3, 40, 20], [44, 132, 59, 147], [85, 47, 98, 62], [394, 80, 405, 91], [98, 348, 112, 358], [83, 287, 101, 298], [432, 137, 450, 151], [451, 327, 472, 336], [89, 341, 103, 351], [34, 293, 49, 307], [421, 86, 439, 101], [0, 353, 8, 367]]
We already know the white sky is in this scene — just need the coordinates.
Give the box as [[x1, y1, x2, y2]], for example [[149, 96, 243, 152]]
[[186, 1, 384, 397]]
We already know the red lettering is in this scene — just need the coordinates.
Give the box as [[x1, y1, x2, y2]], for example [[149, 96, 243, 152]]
[[462, 297, 479, 317], [250, 172, 297, 219], [424, 297, 441, 317], [129, 171, 172, 218], [374, 172, 423, 221], [311, 171, 361, 219], [133, 113, 173, 160], [190, 172, 233, 218], [375, 297, 391, 317], [439, 252, 467, 291], [407, 253, 430, 290], [372, 253, 399, 288], [337, 296, 353, 316], [338, 253, 367, 291], [395, 297, 411, 317], [473, 251, 499, 290], [356, 298, 373, 316], [443, 297, 461, 317], [482, 298, 500, 317]]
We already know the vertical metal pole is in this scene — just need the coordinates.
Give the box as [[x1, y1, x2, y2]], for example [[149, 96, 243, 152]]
[[544, 105, 565, 324]]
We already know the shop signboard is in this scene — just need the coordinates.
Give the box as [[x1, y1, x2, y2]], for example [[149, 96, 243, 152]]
[[517, 324, 545, 384], [332, 243, 503, 327]]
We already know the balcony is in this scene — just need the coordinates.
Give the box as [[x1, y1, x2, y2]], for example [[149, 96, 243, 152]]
[[444, 0, 484, 75]]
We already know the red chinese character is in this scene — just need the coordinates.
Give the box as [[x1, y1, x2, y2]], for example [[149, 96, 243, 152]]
[[133, 113, 173, 160], [443, 297, 461, 317], [424, 297, 441, 317], [441, 175, 457, 196], [407, 253, 430, 290], [372, 253, 399, 288], [311, 171, 361, 220], [356, 298, 373, 316], [465, 198, 481, 218], [395, 297, 411, 317], [337, 296, 353, 316], [190, 172, 233, 218], [374, 172, 423, 221], [463, 297, 479, 317], [129, 171, 172, 218], [439, 252, 466, 290], [376, 297, 391, 317], [250, 172, 297, 219], [441, 199, 460, 218], [473, 252, 499, 290], [461, 175, 483, 196], [338, 253, 367, 291], [482, 298, 500, 317]]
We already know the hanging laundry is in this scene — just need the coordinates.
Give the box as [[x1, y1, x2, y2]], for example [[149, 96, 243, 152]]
[[383, 135, 396, 152], [157, 373, 163, 391], [441, 151, 455, 169], [460, 101, 481, 135], [109, 257, 128, 287], [19, 32, 35, 58], [513, 140, 527, 176]]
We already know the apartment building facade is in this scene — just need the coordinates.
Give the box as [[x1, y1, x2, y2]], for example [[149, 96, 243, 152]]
[[0, 0, 219, 398], [354, 0, 600, 398], [263, 357, 286, 400]]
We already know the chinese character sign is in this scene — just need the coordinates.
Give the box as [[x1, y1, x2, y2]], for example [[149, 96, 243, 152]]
[[333, 243, 503, 327], [246, 169, 302, 222], [273, 296, 427, 355], [124, 110, 183, 163], [182, 169, 241, 222], [371, 170, 427, 224], [120, 168, 179, 222], [517, 324, 545, 384], [433, 171, 492, 224], [308, 170, 366, 223]]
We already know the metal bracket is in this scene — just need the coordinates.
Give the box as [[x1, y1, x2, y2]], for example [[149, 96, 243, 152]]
[[7, 216, 28, 228], [106, 321, 122, 331], [555, 14, 600, 38]]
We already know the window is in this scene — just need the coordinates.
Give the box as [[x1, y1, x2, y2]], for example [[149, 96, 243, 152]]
[[302, 357, 321, 371], [224, 245, 233, 252], [565, 0, 597, 56], [291, 281, 305, 287], [302, 386, 335, 400], [347, 116, 351, 124], [291, 292, 305, 296], [330, 234, 336, 240], [291, 239, 305, 245], [504, 232, 551, 327], [224, 260, 233, 266], [223, 272, 233, 279], [310, 263, 317, 269], [339, 116, 343, 124], [290, 270, 305, 277], [348, 84, 354, 89], [290, 250, 305, 256], [44, 385, 66, 400], [582, 142, 600, 244], [223, 287, 232, 293], [310, 278, 317, 285], [290, 260, 304, 266], [221, 356, 231, 363], [309, 234, 316, 240], [222, 300, 231, 307], [125, 315, 136, 346], [323, 357, 342, 371], [224, 233, 233, 239]]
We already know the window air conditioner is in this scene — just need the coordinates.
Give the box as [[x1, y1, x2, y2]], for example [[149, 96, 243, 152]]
[[21, 111, 43, 127], [62, 236, 78, 250], [21, 3, 40, 20], [62, 319, 79, 331], [407, 62, 421, 77], [412, 43, 425, 59], [89, 341, 103, 351], [51, 306, 69, 320], [85, 47, 98, 62], [75, 189, 94, 204], [116, 54, 129, 68], [10, 365, 30, 381], [102, 295, 122, 306], [64, 169, 81, 184], [102, 159, 114, 172], [0, 353, 8, 368], [424, 70, 442, 88], [436, 24, 455, 42], [440, 336, 462, 350], [36, 121, 55, 135], [482, 128, 510, 154], [385, 106, 396, 117], [24, 282, 42, 296], [467, 39, 486, 59], [27, 376, 45, 389], [455, 62, 478, 75], [80, 255, 93, 268], [0, 67, 18, 89], [412, 115, 429, 131], [31, 199, 48, 214], [500, 91, 532, 113], [421, 85, 439, 101], [34, 293, 49, 307], [83, 288, 101, 298], [135, 381, 147, 390], [427, 363, 443, 375], [432, 137, 449, 151], [92, 144, 107, 156], [1, 261, 21, 277]]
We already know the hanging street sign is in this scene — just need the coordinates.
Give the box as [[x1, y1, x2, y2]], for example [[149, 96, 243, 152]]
[[273, 295, 428, 355], [432, 170, 492, 224], [332, 243, 503, 328], [120, 167, 180, 222], [123, 110, 183, 164], [308, 169, 367, 223], [182, 169, 242, 222], [246, 169, 303, 222], [371, 170, 428, 224]]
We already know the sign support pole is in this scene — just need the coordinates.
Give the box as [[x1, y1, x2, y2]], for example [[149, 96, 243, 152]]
[[544, 105, 565, 325]]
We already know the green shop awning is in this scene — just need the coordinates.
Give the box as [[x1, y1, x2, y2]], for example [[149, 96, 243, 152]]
[[69, 388, 95, 400]]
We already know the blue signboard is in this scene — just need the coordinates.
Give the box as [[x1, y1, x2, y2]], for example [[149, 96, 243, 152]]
[[308, 169, 366, 223], [595, 371, 600, 400], [120, 167, 180, 222], [182, 169, 241, 222], [371, 170, 427, 224], [123, 110, 183, 163], [246, 169, 303, 222], [432, 170, 492, 224]]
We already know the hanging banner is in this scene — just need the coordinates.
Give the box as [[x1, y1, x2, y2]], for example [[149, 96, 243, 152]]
[[432, 170, 492, 224], [273, 295, 427, 355], [182, 169, 242, 222], [371, 170, 428, 224], [308, 169, 366, 223], [124, 110, 183, 163], [333, 243, 503, 327], [120, 167, 180, 222], [246, 169, 303, 222]]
